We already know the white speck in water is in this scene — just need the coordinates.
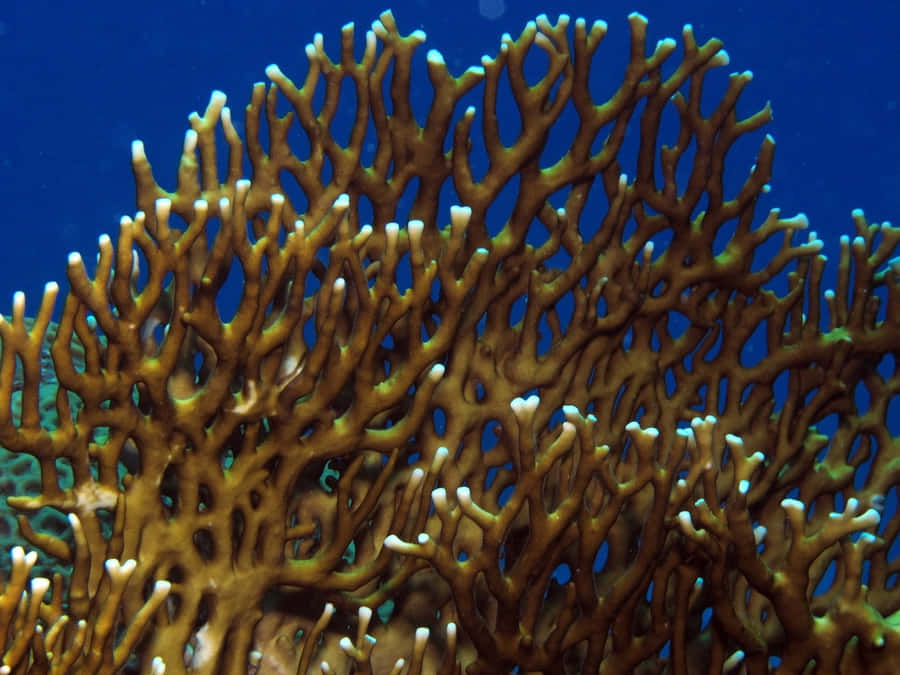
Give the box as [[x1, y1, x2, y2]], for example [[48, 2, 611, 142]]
[[478, 0, 506, 21]]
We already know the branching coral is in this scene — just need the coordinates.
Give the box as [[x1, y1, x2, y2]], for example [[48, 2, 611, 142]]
[[0, 10, 898, 674]]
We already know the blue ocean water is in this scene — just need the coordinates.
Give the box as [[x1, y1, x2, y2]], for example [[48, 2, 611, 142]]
[[0, 0, 898, 648], [1, 1, 897, 305]]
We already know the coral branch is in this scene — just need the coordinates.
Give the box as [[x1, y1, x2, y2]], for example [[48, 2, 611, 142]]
[[0, 9, 897, 673]]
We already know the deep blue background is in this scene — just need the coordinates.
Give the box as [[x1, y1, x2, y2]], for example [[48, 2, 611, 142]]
[[1, 0, 898, 307], [1, 0, 898, 598]]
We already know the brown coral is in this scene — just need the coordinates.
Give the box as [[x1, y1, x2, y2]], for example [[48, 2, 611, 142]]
[[1, 10, 898, 674]]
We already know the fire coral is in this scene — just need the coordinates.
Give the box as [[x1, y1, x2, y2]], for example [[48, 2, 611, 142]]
[[0, 10, 898, 675]]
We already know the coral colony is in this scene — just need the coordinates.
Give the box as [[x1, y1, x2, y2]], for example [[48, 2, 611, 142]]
[[0, 10, 898, 674]]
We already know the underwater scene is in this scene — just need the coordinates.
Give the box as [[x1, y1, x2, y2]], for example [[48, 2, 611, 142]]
[[0, 0, 898, 672]]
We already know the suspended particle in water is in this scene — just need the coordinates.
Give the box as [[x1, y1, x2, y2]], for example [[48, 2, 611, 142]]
[[478, 0, 506, 21]]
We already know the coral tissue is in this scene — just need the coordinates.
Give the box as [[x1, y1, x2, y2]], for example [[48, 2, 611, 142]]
[[0, 10, 898, 675]]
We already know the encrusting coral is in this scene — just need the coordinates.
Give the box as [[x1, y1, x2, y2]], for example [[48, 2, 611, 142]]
[[0, 9, 898, 674]]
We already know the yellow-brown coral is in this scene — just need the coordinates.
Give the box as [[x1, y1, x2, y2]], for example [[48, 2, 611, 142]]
[[1, 10, 898, 674]]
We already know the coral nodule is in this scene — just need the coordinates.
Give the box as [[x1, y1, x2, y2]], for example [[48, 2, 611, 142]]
[[0, 10, 898, 675]]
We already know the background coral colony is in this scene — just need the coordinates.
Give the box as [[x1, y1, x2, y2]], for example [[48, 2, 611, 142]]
[[0, 0, 898, 670]]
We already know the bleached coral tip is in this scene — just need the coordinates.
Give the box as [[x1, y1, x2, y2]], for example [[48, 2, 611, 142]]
[[68, 252, 83, 266], [383, 534, 403, 549], [711, 50, 730, 67], [30, 577, 50, 595], [427, 49, 445, 65], [860, 508, 881, 527], [781, 498, 805, 513], [754, 525, 767, 544], [131, 140, 146, 161], [789, 213, 810, 229], [265, 63, 284, 79], [658, 37, 676, 51], [628, 12, 648, 25], [723, 650, 745, 670], [450, 205, 473, 227], [209, 90, 227, 107]]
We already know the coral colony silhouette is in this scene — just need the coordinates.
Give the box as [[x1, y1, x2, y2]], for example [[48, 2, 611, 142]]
[[0, 10, 898, 675]]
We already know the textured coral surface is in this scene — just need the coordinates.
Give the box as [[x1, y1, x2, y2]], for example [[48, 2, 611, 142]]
[[0, 11, 898, 675]]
